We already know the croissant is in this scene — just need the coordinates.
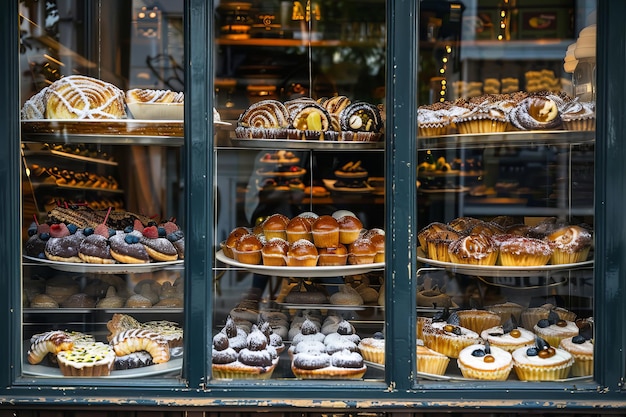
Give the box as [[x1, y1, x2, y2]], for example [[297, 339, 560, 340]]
[[27, 331, 74, 364], [45, 75, 126, 119], [507, 95, 563, 130], [110, 329, 171, 364]]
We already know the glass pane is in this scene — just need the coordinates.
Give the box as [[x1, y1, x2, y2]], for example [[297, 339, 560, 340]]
[[416, 0, 596, 383], [20, 1, 185, 379], [212, 0, 387, 381]]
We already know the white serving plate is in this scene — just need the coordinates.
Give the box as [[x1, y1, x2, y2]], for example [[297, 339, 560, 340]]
[[416, 248, 593, 277], [215, 250, 384, 278], [23, 255, 183, 274]]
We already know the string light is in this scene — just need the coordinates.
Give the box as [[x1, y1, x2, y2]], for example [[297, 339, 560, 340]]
[[438, 45, 452, 102]]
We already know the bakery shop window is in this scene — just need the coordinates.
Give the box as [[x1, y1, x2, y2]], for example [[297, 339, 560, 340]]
[[415, 0, 596, 384]]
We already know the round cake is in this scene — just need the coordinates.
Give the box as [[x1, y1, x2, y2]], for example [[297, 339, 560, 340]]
[[56, 341, 116, 377], [512, 337, 573, 381]]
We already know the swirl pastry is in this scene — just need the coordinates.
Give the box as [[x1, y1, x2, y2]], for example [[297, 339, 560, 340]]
[[237, 99, 290, 128], [507, 95, 562, 130], [45, 75, 126, 119], [110, 329, 171, 364], [27, 330, 74, 364], [126, 88, 184, 103], [289, 102, 333, 135]]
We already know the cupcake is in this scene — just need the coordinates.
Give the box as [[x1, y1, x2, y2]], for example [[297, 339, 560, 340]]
[[369, 233, 385, 263], [311, 215, 340, 248], [512, 337, 574, 381], [416, 342, 450, 375], [457, 342, 513, 380], [448, 234, 498, 266], [480, 318, 535, 353], [544, 225, 592, 264], [357, 331, 385, 364], [456, 309, 502, 334], [558, 320, 593, 377], [498, 236, 553, 266], [425, 230, 461, 262], [453, 101, 510, 134], [422, 311, 481, 358], [417, 107, 449, 137], [533, 310, 579, 348]]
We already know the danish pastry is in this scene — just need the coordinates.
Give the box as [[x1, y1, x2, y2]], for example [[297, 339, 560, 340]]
[[45, 75, 126, 119]]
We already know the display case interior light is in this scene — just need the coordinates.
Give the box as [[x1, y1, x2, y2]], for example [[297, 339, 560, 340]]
[[135, 6, 162, 38], [292, 0, 321, 22]]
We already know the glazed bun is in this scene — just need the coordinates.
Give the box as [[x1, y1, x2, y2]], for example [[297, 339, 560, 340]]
[[370, 233, 385, 263], [337, 215, 363, 245], [348, 237, 376, 265], [224, 227, 249, 258], [261, 238, 289, 266], [233, 234, 263, 265], [287, 239, 319, 267], [262, 213, 289, 240], [286, 216, 313, 244], [311, 215, 340, 248], [318, 244, 348, 266]]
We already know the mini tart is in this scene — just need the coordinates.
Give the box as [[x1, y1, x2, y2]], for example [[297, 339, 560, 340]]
[[56, 342, 116, 377], [422, 321, 481, 359], [457, 343, 513, 380], [416, 344, 450, 375], [512, 344, 574, 381], [480, 325, 535, 353], [559, 336, 593, 377], [456, 309, 502, 334]]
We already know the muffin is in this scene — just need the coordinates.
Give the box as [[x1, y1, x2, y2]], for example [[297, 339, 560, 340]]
[[286, 239, 319, 267], [448, 234, 498, 266], [453, 101, 510, 134], [418, 222, 452, 251], [457, 342, 513, 380], [425, 230, 461, 262], [544, 225, 592, 264], [317, 244, 348, 266], [261, 238, 289, 266], [533, 311, 579, 348], [337, 215, 363, 245], [416, 342, 450, 375], [456, 309, 502, 334], [358, 331, 385, 364], [262, 213, 290, 241], [291, 349, 367, 379], [498, 236, 552, 266], [417, 107, 449, 137], [560, 100, 595, 131], [285, 216, 313, 244], [311, 215, 340, 248], [512, 337, 574, 381], [480, 319, 535, 353], [232, 234, 263, 265], [348, 237, 376, 265]]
